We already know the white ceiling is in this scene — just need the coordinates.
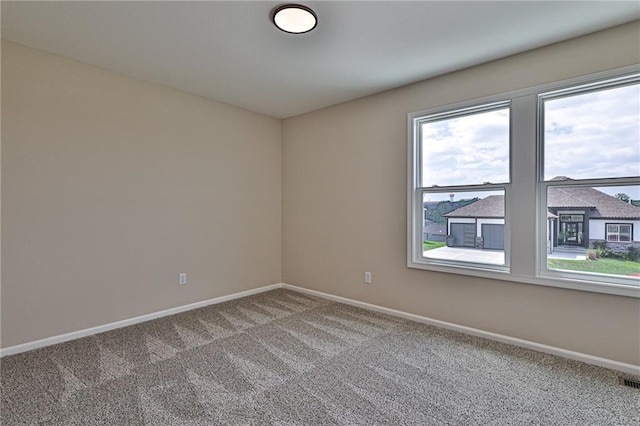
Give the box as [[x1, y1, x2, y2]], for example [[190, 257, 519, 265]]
[[2, 1, 639, 118]]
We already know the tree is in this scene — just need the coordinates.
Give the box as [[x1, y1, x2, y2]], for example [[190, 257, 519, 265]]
[[615, 193, 630, 202]]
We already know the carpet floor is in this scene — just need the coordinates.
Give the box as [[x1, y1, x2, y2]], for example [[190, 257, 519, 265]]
[[1, 288, 638, 425]]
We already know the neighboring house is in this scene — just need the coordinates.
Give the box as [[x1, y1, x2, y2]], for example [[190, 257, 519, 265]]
[[423, 197, 479, 242], [442, 181, 640, 251], [547, 185, 640, 251], [423, 198, 479, 225], [443, 195, 505, 249]]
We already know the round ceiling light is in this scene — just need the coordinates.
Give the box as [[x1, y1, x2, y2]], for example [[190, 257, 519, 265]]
[[272, 4, 317, 34]]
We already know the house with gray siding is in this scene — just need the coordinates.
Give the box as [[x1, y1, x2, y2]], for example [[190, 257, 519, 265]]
[[442, 185, 640, 251]]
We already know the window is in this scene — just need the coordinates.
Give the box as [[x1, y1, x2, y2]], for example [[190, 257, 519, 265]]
[[409, 66, 640, 297], [607, 224, 632, 242], [540, 75, 640, 286], [410, 102, 510, 271]]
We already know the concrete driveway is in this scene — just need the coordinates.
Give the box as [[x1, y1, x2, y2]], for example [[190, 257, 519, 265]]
[[425, 247, 504, 265], [425, 246, 588, 264]]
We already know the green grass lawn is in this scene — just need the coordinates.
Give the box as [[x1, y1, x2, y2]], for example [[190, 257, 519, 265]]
[[547, 258, 640, 277], [423, 241, 446, 251]]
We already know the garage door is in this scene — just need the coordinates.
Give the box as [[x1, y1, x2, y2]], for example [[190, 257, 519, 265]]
[[450, 223, 476, 247], [482, 224, 504, 250]]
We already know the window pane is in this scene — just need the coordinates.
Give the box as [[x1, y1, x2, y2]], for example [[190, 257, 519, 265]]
[[423, 190, 505, 265], [420, 108, 509, 187], [543, 83, 640, 181], [546, 184, 640, 279]]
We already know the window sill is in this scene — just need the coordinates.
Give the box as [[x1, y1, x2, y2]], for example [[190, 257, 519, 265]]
[[408, 260, 640, 298]]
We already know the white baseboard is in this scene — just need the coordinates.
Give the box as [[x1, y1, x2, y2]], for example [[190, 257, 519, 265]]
[[3, 281, 638, 376], [0, 283, 284, 357], [281, 283, 640, 377]]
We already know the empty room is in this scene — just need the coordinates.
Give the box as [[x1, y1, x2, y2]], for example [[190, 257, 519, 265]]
[[1, 1, 639, 424]]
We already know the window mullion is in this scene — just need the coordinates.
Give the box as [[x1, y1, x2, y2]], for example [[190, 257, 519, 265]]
[[510, 94, 537, 277]]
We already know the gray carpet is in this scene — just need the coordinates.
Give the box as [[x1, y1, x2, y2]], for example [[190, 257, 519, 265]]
[[1, 288, 638, 425]]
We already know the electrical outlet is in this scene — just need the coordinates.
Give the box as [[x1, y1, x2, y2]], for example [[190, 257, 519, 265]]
[[364, 271, 372, 284], [179, 273, 187, 285]]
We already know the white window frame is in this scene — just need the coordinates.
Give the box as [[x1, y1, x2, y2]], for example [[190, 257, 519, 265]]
[[409, 100, 512, 275], [408, 65, 640, 298], [537, 74, 640, 291]]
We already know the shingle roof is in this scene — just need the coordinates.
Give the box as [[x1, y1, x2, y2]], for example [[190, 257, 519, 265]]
[[443, 185, 640, 219], [443, 195, 504, 218], [546, 187, 595, 209], [547, 186, 640, 218]]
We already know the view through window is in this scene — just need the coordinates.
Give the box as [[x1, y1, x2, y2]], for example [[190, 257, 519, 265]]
[[418, 103, 510, 268], [422, 190, 505, 266], [410, 69, 639, 294], [541, 80, 640, 281]]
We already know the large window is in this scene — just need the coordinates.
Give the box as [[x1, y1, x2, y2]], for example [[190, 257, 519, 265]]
[[409, 67, 640, 296], [410, 102, 510, 271], [539, 76, 640, 286]]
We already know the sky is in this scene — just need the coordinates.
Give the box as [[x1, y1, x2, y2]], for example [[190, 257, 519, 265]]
[[421, 108, 509, 188], [423, 190, 502, 203], [422, 186, 639, 203], [420, 82, 640, 199], [544, 83, 639, 183]]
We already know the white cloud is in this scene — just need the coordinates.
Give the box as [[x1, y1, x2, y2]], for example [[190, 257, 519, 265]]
[[420, 84, 639, 189], [544, 84, 640, 180], [421, 108, 509, 186]]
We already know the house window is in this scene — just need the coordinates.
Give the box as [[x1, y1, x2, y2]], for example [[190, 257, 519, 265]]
[[410, 101, 510, 271], [607, 224, 632, 242], [540, 75, 640, 286], [409, 66, 639, 296]]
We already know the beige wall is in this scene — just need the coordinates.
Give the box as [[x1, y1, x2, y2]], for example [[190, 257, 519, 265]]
[[282, 22, 640, 365], [1, 41, 282, 348]]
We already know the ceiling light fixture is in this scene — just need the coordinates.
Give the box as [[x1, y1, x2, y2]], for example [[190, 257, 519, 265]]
[[272, 4, 317, 34]]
